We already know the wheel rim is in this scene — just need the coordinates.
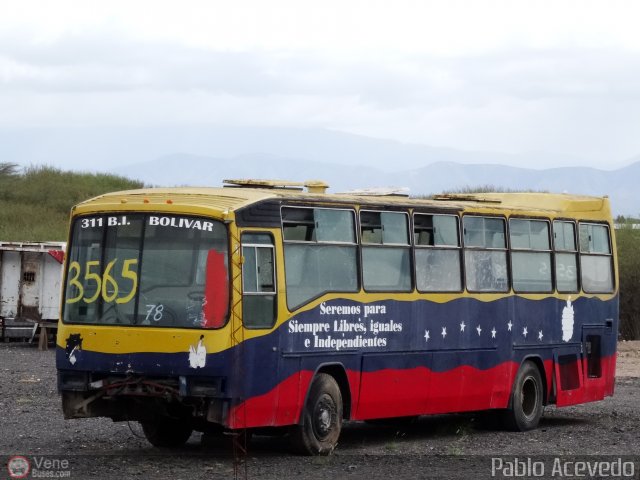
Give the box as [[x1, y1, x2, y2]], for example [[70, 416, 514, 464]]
[[312, 393, 336, 440], [521, 375, 539, 420]]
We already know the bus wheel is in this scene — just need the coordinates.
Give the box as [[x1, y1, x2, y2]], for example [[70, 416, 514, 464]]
[[141, 417, 193, 448], [290, 373, 343, 455], [504, 361, 544, 431]]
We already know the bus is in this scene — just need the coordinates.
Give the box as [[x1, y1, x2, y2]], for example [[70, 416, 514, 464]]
[[56, 180, 618, 455]]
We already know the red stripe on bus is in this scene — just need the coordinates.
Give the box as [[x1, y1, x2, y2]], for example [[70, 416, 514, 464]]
[[227, 354, 615, 429], [228, 370, 314, 429]]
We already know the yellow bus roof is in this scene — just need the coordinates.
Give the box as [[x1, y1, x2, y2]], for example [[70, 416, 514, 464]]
[[72, 184, 612, 219]]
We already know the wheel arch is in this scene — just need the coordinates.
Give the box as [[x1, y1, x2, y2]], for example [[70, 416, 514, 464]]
[[301, 363, 352, 421], [515, 355, 549, 406]]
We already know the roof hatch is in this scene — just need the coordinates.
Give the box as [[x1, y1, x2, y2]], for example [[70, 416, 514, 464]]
[[223, 179, 329, 194]]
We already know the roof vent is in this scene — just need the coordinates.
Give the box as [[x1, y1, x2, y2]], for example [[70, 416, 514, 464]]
[[432, 194, 501, 204], [338, 187, 410, 197], [223, 179, 329, 194], [304, 180, 329, 194]]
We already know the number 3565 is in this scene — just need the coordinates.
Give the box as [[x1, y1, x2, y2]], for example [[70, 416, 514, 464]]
[[66, 259, 138, 304]]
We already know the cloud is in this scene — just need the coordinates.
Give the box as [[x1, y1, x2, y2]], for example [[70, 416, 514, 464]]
[[0, 33, 279, 94], [4, 31, 640, 102], [1, 27, 640, 164]]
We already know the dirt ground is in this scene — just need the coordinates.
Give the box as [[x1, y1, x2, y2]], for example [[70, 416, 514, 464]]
[[0, 342, 639, 480], [616, 340, 640, 377]]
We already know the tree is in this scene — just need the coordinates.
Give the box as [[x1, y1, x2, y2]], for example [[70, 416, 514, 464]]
[[0, 162, 19, 177], [617, 224, 640, 339]]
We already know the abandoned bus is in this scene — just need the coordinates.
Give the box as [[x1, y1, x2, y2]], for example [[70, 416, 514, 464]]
[[56, 180, 618, 455]]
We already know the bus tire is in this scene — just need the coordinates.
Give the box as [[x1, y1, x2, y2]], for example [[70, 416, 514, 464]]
[[141, 417, 193, 448], [504, 361, 544, 432], [290, 373, 343, 455]]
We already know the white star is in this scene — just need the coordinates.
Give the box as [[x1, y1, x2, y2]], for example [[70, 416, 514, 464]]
[[460, 321, 466, 332], [441, 327, 447, 338], [538, 330, 544, 341], [507, 320, 513, 331], [424, 330, 430, 342], [476, 325, 482, 336], [523, 327, 528, 338], [491, 327, 496, 339]]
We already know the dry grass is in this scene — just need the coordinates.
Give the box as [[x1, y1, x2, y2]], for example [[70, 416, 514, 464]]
[[0, 165, 143, 241]]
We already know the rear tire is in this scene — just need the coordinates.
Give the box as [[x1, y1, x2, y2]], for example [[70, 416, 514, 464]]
[[503, 361, 544, 431], [290, 373, 343, 455], [141, 417, 193, 448]]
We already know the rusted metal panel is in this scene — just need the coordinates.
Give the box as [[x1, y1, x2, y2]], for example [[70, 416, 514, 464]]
[[0, 242, 66, 339], [41, 252, 64, 320], [0, 241, 66, 253], [19, 251, 42, 321], [0, 250, 20, 318]]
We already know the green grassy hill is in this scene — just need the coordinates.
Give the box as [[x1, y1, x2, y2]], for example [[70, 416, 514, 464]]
[[0, 164, 143, 241]]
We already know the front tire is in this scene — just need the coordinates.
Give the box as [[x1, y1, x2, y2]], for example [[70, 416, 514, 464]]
[[503, 360, 544, 431], [141, 417, 193, 447], [290, 373, 343, 455]]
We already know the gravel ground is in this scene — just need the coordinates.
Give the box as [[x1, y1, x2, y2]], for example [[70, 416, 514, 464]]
[[1, 342, 639, 479]]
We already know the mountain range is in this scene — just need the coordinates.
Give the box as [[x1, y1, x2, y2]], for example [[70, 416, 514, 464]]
[[119, 152, 640, 216], [2, 126, 638, 215]]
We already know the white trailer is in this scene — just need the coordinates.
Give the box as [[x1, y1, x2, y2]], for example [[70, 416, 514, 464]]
[[0, 242, 65, 342]]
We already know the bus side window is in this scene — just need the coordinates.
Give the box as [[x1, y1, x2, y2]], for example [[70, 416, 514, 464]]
[[509, 218, 553, 293], [578, 223, 614, 293], [463, 216, 509, 292], [282, 208, 316, 241], [553, 220, 579, 293], [242, 233, 277, 329], [282, 207, 358, 310], [414, 214, 462, 292], [361, 211, 412, 292]]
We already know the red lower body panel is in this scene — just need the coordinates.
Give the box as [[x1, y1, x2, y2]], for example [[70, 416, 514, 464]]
[[228, 354, 615, 429]]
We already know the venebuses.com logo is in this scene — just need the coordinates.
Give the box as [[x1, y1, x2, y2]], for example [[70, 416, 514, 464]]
[[7, 456, 30, 479], [6, 455, 71, 478]]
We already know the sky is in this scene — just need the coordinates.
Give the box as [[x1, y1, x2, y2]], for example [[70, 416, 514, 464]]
[[1, 0, 640, 169]]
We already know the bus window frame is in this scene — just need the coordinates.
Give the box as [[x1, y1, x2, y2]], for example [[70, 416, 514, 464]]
[[578, 221, 615, 294], [62, 212, 232, 330], [281, 205, 357, 246], [508, 216, 554, 294], [413, 212, 463, 293], [462, 214, 510, 293], [359, 209, 413, 293], [280, 205, 360, 311], [241, 231, 278, 330], [552, 218, 580, 294]]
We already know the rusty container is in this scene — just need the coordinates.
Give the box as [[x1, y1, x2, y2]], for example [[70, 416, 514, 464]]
[[0, 242, 65, 340]]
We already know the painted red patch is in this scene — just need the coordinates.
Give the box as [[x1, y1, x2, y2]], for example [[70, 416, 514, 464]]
[[354, 363, 518, 419], [48, 249, 65, 264], [228, 371, 314, 429], [555, 355, 616, 406], [201, 250, 228, 328]]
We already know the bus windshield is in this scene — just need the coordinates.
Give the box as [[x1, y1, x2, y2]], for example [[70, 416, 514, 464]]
[[63, 213, 229, 328]]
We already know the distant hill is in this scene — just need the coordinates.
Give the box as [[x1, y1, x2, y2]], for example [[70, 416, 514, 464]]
[[1, 125, 612, 172], [2, 125, 638, 214], [120, 153, 640, 216]]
